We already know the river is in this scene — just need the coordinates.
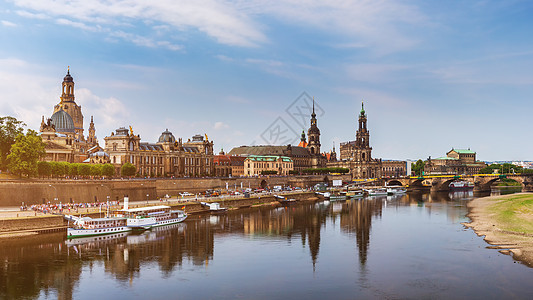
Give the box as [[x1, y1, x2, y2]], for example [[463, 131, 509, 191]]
[[1, 189, 532, 299]]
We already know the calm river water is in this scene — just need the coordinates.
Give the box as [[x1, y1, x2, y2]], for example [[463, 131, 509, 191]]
[[2, 189, 533, 299]]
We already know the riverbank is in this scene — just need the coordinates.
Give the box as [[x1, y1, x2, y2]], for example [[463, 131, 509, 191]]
[[464, 192, 533, 267], [0, 191, 320, 238]]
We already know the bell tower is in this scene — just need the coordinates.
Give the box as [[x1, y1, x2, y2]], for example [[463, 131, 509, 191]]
[[87, 116, 97, 146], [355, 101, 372, 161], [307, 98, 321, 155]]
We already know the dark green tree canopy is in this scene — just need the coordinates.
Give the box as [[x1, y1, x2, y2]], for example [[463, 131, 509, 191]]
[[0, 116, 26, 170], [412, 159, 425, 176], [121, 162, 136, 177]]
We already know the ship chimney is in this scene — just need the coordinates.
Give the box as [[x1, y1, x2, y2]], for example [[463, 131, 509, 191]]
[[124, 196, 129, 210]]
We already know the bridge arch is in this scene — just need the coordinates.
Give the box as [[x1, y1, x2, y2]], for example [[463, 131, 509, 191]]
[[260, 179, 267, 189], [387, 179, 403, 186]]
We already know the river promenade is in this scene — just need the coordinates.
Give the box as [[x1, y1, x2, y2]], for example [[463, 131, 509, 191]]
[[465, 192, 533, 267], [0, 190, 319, 238]]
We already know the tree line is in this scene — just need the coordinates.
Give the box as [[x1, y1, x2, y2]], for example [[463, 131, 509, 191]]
[[36, 161, 116, 178]]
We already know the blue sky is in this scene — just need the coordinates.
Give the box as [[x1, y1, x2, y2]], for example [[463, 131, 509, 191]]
[[1, 0, 532, 161]]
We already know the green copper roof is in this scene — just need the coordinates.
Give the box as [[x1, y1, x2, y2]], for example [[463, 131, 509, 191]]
[[434, 156, 459, 160], [360, 101, 365, 115], [246, 155, 293, 162], [450, 148, 476, 154]]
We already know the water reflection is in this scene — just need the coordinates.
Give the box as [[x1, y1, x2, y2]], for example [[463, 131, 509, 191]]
[[0, 189, 528, 299]]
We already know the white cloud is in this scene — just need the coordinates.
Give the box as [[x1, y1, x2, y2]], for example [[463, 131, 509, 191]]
[[12, 0, 267, 47], [76, 88, 130, 137], [56, 18, 101, 32], [236, 0, 426, 53], [0, 58, 55, 130], [16, 10, 50, 20], [1, 20, 17, 27], [10, 0, 424, 54]]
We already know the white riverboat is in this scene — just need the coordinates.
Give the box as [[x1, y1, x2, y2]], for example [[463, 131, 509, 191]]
[[365, 188, 388, 196], [67, 216, 132, 238], [120, 205, 188, 229], [387, 186, 407, 195]]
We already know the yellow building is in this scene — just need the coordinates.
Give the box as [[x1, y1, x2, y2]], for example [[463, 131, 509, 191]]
[[104, 128, 214, 177], [244, 155, 293, 176]]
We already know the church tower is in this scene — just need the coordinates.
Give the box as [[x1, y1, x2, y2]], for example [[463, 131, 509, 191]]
[[87, 116, 97, 146], [356, 101, 372, 161], [307, 99, 321, 155], [53, 67, 84, 141]]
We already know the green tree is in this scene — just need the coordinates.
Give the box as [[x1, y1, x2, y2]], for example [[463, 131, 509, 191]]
[[121, 162, 136, 177], [49, 161, 68, 178], [480, 163, 501, 174], [7, 130, 45, 177], [102, 163, 115, 178], [90, 164, 102, 177], [68, 163, 79, 177], [0, 116, 26, 171], [37, 161, 51, 178], [412, 159, 425, 176], [78, 164, 92, 177]]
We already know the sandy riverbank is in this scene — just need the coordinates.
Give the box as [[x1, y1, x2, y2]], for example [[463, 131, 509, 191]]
[[464, 193, 533, 267]]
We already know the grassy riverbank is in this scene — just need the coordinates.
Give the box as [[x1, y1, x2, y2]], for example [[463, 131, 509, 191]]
[[465, 193, 533, 267], [487, 194, 533, 234]]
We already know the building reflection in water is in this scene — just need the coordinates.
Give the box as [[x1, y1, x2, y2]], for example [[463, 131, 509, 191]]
[[0, 197, 415, 299], [339, 199, 383, 266]]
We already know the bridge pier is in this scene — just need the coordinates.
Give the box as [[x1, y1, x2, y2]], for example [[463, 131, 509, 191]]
[[522, 179, 533, 192]]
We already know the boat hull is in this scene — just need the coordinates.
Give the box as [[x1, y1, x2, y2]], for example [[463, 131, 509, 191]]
[[67, 226, 132, 239], [128, 215, 188, 229]]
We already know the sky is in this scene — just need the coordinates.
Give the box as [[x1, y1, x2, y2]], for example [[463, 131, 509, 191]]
[[1, 0, 532, 162]]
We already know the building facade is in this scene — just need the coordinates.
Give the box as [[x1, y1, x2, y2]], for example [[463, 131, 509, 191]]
[[424, 148, 486, 175], [39, 69, 98, 163], [104, 128, 214, 177], [243, 155, 293, 176], [381, 160, 407, 178]]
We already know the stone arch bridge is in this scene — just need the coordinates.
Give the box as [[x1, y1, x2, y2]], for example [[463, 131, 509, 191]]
[[386, 174, 533, 193]]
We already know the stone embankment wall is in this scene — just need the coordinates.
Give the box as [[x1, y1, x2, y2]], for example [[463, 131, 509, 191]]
[[0, 175, 347, 206], [0, 215, 64, 234]]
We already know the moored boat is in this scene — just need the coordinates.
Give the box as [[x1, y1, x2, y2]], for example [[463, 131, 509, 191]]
[[119, 205, 188, 229], [365, 188, 388, 196], [329, 191, 347, 201], [449, 181, 474, 190], [67, 216, 132, 238], [387, 186, 407, 195]]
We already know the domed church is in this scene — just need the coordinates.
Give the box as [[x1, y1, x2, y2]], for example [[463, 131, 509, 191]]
[[39, 68, 99, 163]]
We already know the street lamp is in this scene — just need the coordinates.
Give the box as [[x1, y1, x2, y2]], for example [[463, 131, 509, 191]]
[[146, 193, 149, 204]]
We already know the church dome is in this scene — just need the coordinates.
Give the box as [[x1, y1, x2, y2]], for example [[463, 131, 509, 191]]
[[50, 109, 75, 133], [63, 70, 73, 82], [158, 129, 176, 143]]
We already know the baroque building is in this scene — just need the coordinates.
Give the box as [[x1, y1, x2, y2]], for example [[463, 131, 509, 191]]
[[328, 102, 383, 179], [424, 148, 486, 175], [104, 127, 214, 177], [39, 68, 98, 163]]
